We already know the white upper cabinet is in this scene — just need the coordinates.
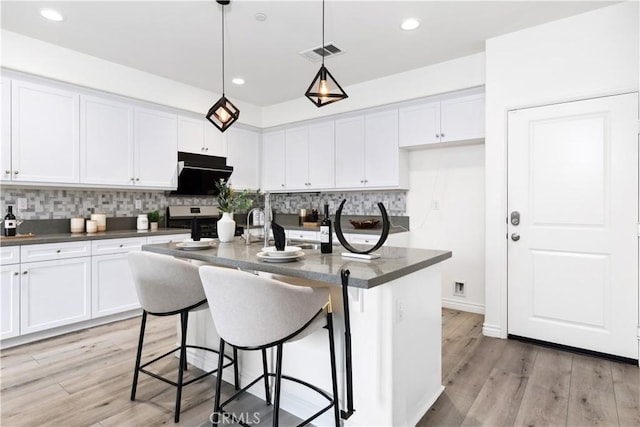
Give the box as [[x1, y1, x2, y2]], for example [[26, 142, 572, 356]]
[[134, 107, 178, 189], [10, 80, 80, 183], [204, 121, 225, 157], [399, 91, 485, 148], [225, 127, 260, 190], [1, 78, 11, 182], [439, 94, 485, 143], [178, 115, 205, 154], [285, 126, 309, 190], [335, 111, 407, 189], [307, 122, 335, 190], [335, 116, 366, 188], [80, 95, 135, 186], [262, 130, 286, 191]]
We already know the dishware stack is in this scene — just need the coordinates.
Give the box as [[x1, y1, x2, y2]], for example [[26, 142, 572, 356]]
[[175, 237, 215, 251], [256, 246, 304, 263]]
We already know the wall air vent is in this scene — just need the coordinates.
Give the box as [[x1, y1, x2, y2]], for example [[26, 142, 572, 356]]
[[299, 42, 345, 62]]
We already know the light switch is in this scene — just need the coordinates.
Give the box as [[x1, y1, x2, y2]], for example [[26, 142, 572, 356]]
[[135, 200, 142, 209]]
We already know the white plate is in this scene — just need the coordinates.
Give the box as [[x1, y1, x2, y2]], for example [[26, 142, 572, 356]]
[[180, 238, 215, 248], [261, 246, 302, 257], [256, 251, 304, 263], [176, 241, 215, 250]]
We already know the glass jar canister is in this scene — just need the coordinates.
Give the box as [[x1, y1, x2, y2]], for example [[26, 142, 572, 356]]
[[137, 214, 149, 231]]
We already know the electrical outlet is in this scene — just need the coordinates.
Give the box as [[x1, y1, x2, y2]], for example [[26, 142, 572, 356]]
[[454, 281, 466, 296], [431, 200, 440, 210], [135, 199, 142, 210], [17, 198, 27, 210]]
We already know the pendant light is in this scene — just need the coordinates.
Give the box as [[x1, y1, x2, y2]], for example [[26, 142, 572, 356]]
[[207, 0, 239, 132], [305, 0, 348, 107]]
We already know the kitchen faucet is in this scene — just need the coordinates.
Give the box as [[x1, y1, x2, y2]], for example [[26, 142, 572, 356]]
[[243, 207, 263, 245]]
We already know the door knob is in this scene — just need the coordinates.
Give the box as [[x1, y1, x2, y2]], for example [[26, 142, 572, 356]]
[[511, 233, 520, 241]]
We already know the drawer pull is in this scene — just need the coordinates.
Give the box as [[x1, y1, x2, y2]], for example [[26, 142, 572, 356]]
[[56, 249, 61, 253], [119, 244, 123, 248]]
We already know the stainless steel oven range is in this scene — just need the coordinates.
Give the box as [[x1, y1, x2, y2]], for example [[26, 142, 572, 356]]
[[166, 205, 243, 239]]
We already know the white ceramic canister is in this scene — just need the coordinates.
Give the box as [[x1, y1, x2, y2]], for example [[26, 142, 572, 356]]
[[86, 220, 98, 234], [70, 217, 84, 233], [91, 213, 107, 231], [137, 214, 149, 231]]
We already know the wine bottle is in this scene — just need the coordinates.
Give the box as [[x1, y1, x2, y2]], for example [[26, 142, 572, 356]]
[[4, 205, 17, 237], [320, 204, 332, 254]]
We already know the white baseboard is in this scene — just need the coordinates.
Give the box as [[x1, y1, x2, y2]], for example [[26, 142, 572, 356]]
[[408, 385, 445, 427], [441, 298, 485, 314], [482, 323, 504, 338]]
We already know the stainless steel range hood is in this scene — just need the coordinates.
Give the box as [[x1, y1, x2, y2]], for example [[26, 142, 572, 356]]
[[172, 152, 233, 196]]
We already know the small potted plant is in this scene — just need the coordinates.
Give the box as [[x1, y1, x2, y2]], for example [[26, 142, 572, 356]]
[[215, 179, 256, 242], [147, 210, 160, 231]]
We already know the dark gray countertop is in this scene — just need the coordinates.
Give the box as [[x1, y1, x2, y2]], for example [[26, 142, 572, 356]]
[[142, 238, 451, 289], [0, 228, 191, 247]]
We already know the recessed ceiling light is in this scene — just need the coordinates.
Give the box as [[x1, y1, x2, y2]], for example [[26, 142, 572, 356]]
[[401, 18, 420, 31], [232, 78, 245, 85], [40, 8, 64, 22], [255, 13, 267, 22]]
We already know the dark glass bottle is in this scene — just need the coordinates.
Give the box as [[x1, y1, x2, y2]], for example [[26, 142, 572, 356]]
[[320, 204, 332, 254], [4, 205, 17, 237]]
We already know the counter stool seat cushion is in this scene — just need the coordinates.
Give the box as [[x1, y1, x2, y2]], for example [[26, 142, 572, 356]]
[[200, 266, 330, 348], [129, 251, 207, 314]]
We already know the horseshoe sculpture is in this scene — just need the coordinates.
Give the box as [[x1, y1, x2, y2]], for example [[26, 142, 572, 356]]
[[334, 199, 390, 254]]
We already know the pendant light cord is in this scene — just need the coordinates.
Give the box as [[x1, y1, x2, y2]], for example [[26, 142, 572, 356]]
[[221, 4, 225, 95], [321, 0, 325, 66]]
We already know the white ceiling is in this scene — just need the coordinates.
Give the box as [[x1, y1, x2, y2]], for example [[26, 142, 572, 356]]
[[1, 1, 617, 106]]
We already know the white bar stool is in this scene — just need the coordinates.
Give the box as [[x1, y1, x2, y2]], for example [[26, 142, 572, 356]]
[[128, 251, 238, 423], [199, 265, 341, 426]]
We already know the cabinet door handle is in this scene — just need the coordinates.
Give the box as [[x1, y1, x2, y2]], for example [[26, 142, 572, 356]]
[[4, 170, 10, 175], [135, 178, 140, 181], [205, 147, 209, 152], [13, 271, 19, 276], [14, 171, 18, 175], [131, 177, 135, 181], [441, 133, 445, 138], [281, 184, 285, 187], [22, 271, 28, 275]]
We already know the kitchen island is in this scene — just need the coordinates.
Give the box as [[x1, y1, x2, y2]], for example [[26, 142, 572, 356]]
[[143, 240, 451, 426]]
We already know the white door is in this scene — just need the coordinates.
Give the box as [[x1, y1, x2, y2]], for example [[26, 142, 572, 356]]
[[11, 80, 80, 183], [1, 264, 20, 339], [1, 78, 11, 181], [507, 93, 638, 359], [285, 126, 310, 190], [262, 130, 286, 191], [80, 95, 134, 186], [226, 128, 260, 190], [365, 110, 399, 188], [92, 253, 140, 318], [335, 116, 365, 188], [134, 107, 177, 188], [308, 121, 335, 189], [21, 257, 91, 334]]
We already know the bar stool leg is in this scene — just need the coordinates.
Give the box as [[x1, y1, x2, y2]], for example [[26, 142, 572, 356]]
[[131, 310, 148, 401], [233, 347, 239, 390], [262, 348, 271, 405], [272, 344, 284, 427], [175, 311, 189, 423], [212, 339, 226, 426], [327, 312, 341, 426]]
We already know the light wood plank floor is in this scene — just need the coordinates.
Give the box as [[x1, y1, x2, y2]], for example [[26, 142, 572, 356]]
[[1, 310, 638, 426]]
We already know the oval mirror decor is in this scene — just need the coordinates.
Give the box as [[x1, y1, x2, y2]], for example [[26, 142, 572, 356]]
[[334, 199, 391, 254]]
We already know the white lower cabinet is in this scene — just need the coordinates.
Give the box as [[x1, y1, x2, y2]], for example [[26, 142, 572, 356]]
[[146, 233, 190, 245], [1, 264, 20, 339], [20, 257, 91, 334], [287, 229, 319, 242], [91, 237, 144, 318]]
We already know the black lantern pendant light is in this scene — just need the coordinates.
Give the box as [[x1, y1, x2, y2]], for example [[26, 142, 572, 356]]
[[207, 0, 239, 132], [305, 0, 348, 107]]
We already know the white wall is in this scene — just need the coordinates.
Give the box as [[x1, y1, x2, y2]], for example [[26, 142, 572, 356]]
[[0, 30, 262, 127], [484, 2, 639, 337], [407, 144, 486, 313], [262, 52, 485, 128]]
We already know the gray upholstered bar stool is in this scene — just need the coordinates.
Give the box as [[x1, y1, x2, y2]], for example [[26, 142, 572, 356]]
[[128, 252, 238, 423], [199, 265, 341, 427]]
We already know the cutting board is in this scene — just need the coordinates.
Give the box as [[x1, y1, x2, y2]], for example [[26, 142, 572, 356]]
[[0, 233, 36, 240]]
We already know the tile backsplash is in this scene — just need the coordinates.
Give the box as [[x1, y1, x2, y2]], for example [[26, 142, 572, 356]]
[[270, 190, 406, 216], [0, 187, 407, 220], [0, 188, 217, 220]]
